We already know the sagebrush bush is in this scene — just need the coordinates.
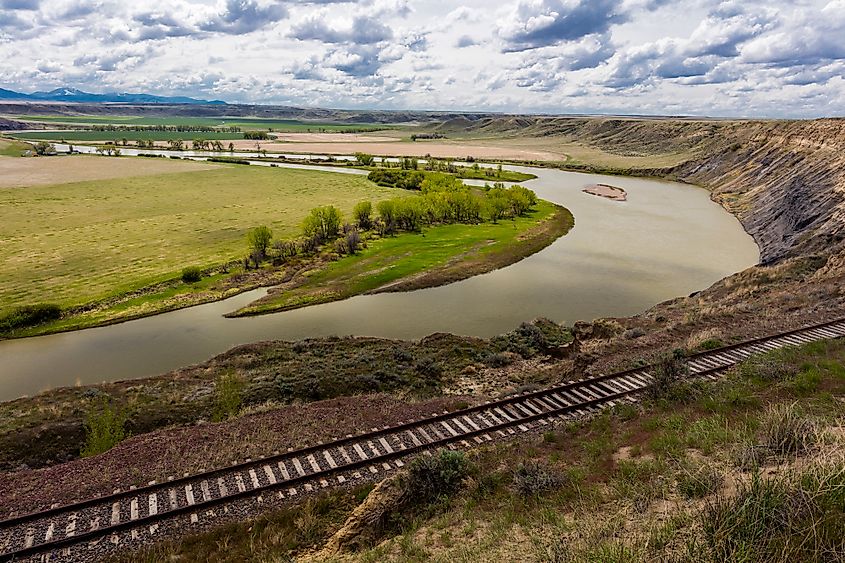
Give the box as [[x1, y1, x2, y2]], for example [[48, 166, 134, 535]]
[[513, 461, 564, 497], [646, 351, 690, 400], [739, 353, 794, 381], [404, 450, 471, 506], [181, 266, 202, 283], [0, 303, 61, 331]]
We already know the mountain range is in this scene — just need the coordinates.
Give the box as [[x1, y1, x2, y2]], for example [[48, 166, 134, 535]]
[[0, 87, 226, 105]]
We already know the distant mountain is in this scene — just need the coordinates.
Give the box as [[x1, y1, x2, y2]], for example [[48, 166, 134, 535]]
[[0, 87, 226, 105]]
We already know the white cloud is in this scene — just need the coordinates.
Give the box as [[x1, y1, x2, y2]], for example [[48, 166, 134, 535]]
[[0, 0, 842, 117]]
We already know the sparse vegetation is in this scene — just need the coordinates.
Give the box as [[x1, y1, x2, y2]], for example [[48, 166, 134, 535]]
[[212, 371, 245, 422], [81, 398, 129, 457]]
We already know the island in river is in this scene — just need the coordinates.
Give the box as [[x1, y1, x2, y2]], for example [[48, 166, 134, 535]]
[[583, 183, 627, 201]]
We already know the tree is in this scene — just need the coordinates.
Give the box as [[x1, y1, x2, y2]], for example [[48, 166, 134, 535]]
[[247, 225, 273, 259], [355, 152, 375, 166], [228, 142, 235, 152], [302, 206, 343, 243], [377, 200, 397, 233], [33, 141, 55, 156], [353, 201, 373, 230]]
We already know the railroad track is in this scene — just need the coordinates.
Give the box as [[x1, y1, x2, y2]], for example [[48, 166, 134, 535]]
[[3, 317, 845, 562]]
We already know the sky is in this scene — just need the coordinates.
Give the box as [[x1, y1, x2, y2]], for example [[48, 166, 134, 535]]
[[1, 0, 844, 118]]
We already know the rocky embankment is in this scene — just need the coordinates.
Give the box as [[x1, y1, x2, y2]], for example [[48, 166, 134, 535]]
[[670, 119, 845, 264]]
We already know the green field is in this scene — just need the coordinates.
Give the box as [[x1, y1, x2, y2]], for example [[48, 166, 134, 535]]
[[0, 164, 392, 311], [11, 115, 394, 132], [235, 200, 570, 316], [9, 130, 247, 142], [0, 138, 29, 157]]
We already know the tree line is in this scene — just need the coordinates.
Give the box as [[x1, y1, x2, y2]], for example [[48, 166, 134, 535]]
[[242, 173, 538, 270], [86, 125, 241, 133]]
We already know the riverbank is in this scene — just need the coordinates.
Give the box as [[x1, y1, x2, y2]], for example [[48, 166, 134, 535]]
[[231, 200, 572, 317]]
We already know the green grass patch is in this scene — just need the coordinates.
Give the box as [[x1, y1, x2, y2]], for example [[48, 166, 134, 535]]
[[0, 138, 30, 156], [234, 200, 571, 316], [9, 130, 247, 142], [0, 164, 392, 313]]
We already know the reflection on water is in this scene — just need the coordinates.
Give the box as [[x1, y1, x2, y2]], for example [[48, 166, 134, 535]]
[[0, 165, 759, 400]]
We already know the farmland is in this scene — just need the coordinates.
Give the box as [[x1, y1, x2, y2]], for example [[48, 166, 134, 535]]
[[8, 130, 248, 142]]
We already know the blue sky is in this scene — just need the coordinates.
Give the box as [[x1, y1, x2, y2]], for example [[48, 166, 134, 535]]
[[1, 0, 844, 117]]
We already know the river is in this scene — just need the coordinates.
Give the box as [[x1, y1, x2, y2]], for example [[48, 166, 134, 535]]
[[0, 160, 759, 400]]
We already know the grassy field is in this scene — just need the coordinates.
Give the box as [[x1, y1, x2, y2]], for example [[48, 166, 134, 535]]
[[234, 200, 571, 316], [10, 115, 394, 132], [0, 138, 30, 157], [0, 163, 391, 311], [9, 130, 247, 142]]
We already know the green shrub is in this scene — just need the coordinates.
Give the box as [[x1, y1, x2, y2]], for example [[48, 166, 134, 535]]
[[181, 266, 202, 283], [81, 398, 129, 457], [404, 450, 471, 506], [212, 371, 245, 422], [353, 200, 373, 230], [0, 303, 61, 332], [738, 352, 794, 382]]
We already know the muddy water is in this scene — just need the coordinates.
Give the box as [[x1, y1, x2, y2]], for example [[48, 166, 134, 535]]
[[0, 166, 759, 400]]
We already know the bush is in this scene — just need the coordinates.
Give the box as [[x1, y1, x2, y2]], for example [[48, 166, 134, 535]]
[[739, 352, 794, 381], [404, 450, 471, 506], [355, 152, 375, 166], [700, 464, 845, 561], [646, 350, 690, 400], [212, 371, 245, 422], [513, 461, 564, 497], [353, 201, 373, 230], [81, 398, 129, 457], [0, 303, 61, 332], [181, 266, 202, 283]]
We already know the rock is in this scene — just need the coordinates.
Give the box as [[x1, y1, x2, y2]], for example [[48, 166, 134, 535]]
[[314, 476, 405, 557]]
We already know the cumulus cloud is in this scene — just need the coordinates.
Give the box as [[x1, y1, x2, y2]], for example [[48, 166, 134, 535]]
[[200, 0, 288, 34], [290, 15, 393, 44], [1, 0, 845, 117], [497, 0, 627, 51]]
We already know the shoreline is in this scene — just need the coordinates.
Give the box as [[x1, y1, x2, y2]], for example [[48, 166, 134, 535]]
[[229, 202, 573, 317]]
